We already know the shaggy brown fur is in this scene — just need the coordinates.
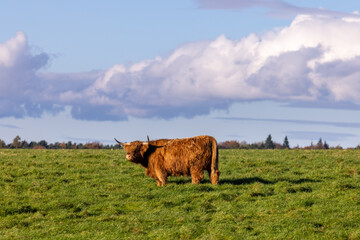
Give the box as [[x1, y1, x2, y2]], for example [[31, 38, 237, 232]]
[[115, 135, 219, 186], [149, 139, 171, 146]]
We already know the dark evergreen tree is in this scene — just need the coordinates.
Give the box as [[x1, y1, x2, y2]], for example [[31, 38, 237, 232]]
[[324, 141, 329, 149], [282, 136, 290, 149], [264, 134, 275, 149], [316, 138, 324, 149]]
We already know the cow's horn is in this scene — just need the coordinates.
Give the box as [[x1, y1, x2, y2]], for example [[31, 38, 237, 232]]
[[114, 138, 129, 146], [143, 136, 150, 145]]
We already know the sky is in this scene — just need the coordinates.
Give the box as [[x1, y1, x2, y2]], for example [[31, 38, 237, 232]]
[[2, 0, 360, 147]]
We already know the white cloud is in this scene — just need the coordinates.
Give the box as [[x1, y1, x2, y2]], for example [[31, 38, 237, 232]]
[[3, 14, 360, 120], [82, 14, 360, 119], [0, 31, 26, 67], [0, 31, 51, 118]]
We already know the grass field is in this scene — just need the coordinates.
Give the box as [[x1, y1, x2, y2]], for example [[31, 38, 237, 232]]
[[1, 149, 360, 239]]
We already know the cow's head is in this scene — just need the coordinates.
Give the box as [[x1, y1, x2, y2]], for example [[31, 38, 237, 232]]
[[114, 137, 151, 165]]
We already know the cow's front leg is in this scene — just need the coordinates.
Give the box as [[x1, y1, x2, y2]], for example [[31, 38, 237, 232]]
[[156, 177, 167, 186], [155, 169, 167, 186], [191, 169, 203, 184]]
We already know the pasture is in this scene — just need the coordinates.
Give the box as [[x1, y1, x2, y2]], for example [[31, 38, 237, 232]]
[[1, 149, 360, 239]]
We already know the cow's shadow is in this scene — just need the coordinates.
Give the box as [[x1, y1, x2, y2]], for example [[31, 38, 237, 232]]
[[167, 176, 320, 185], [220, 177, 274, 185], [167, 177, 192, 184], [219, 177, 321, 185], [168, 177, 274, 185]]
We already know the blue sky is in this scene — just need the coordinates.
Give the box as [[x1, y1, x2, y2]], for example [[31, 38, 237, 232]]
[[1, 0, 360, 147]]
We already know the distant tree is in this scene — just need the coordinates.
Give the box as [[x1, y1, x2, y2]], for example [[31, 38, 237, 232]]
[[66, 141, 73, 149], [249, 142, 265, 149], [316, 138, 324, 149], [264, 134, 275, 149], [38, 140, 48, 149], [323, 141, 329, 149], [29, 141, 37, 149], [11, 136, 21, 149], [53, 142, 61, 149], [20, 140, 29, 149], [84, 142, 103, 149], [60, 142, 66, 149], [218, 140, 240, 149], [274, 142, 283, 149], [112, 144, 122, 150], [0, 139, 6, 148], [238, 141, 249, 149], [77, 143, 84, 149], [332, 145, 343, 150], [282, 136, 290, 149]]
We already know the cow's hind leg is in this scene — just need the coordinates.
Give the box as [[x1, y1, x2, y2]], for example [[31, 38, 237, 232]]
[[191, 169, 204, 184], [207, 167, 212, 180], [210, 169, 220, 185], [207, 165, 219, 185]]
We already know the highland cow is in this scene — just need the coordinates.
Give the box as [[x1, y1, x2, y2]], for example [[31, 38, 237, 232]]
[[114, 135, 219, 186]]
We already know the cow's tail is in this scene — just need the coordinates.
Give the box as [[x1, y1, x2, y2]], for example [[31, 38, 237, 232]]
[[210, 137, 220, 185]]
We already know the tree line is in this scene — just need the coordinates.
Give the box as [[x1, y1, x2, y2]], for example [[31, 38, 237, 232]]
[[0, 136, 121, 149], [0, 134, 356, 150], [217, 134, 346, 150]]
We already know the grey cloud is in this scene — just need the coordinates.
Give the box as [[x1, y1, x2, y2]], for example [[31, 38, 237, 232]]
[[287, 101, 360, 111], [70, 104, 128, 121], [197, 0, 294, 10], [196, 0, 351, 18], [0, 123, 21, 129], [248, 47, 323, 99], [38, 71, 102, 94], [64, 136, 111, 144], [215, 117, 360, 128], [138, 100, 230, 120], [286, 131, 357, 141], [225, 134, 246, 139]]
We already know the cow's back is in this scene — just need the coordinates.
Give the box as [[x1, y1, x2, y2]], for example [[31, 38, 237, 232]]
[[150, 139, 171, 146], [159, 135, 215, 175]]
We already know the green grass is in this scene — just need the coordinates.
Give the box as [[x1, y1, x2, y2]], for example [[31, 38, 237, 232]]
[[1, 149, 360, 239]]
